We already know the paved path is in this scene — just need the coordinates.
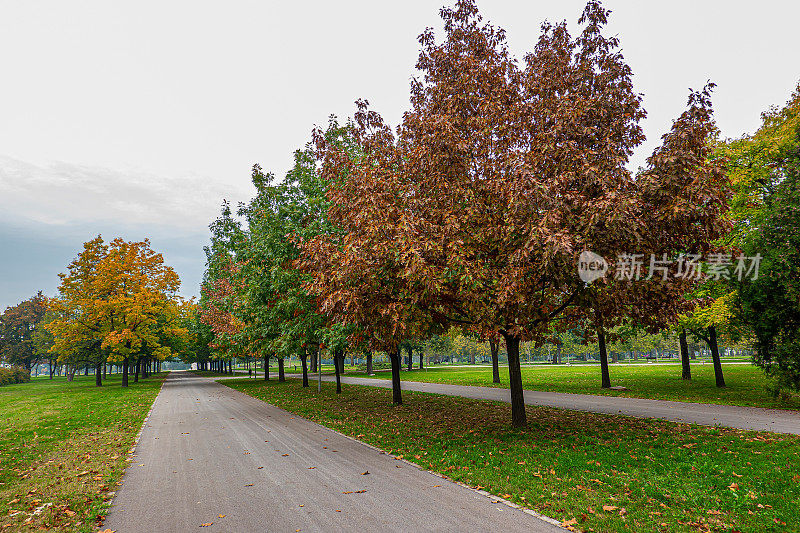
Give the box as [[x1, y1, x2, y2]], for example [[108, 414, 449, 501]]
[[104, 372, 562, 532], [289, 374, 800, 435]]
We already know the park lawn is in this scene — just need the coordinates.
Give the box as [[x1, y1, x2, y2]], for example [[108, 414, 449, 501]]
[[225, 378, 800, 533], [0, 372, 166, 532], [353, 363, 800, 410]]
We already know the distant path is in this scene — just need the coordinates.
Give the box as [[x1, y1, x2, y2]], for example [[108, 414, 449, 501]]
[[282, 374, 800, 435], [104, 372, 562, 532]]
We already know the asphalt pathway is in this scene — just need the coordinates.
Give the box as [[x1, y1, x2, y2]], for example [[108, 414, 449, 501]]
[[103, 372, 562, 532], [285, 374, 800, 435]]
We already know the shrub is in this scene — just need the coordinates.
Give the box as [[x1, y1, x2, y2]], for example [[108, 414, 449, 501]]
[[0, 366, 31, 386]]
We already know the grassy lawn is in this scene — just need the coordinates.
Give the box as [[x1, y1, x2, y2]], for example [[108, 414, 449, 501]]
[[350, 363, 800, 409], [225, 378, 800, 532], [0, 373, 166, 532]]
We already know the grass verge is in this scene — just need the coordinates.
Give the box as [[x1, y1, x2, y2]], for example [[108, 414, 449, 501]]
[[225, 378, 800, 532], [0, 373, 166, 532], [351, 364, 799, 409]]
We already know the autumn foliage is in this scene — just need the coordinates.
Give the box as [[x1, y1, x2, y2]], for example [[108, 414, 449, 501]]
[[198, 0, 733, 426], [47, 236, 187, 385]]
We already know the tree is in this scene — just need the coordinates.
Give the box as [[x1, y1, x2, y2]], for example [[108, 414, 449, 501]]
[[48, 236, 184, 386], [0, 292, 48, 374], [729, 83, 800, 392], [301, 103, 440, 405], [393, 1, 674, 426], [240, 123, 355, 388]]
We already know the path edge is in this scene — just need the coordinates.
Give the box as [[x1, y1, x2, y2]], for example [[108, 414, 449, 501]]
[[103, 374, 169, 518]]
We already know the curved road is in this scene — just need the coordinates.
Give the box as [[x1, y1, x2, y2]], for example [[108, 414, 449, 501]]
[[104, 372, 562, 532], [295, 374, 800, 435]]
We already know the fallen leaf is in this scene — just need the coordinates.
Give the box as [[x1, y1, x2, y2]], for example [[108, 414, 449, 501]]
[[728, 483, 739, 491], [361, 471, 369, 475], [562, 518, 577, 526], [602, 505, 618, 512], [64, 509, 76, 517], [218, 514, 226, 518], [200, 523, 213, 527]]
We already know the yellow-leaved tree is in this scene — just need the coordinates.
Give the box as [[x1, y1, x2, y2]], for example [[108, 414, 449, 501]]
[[47, 236, 187, 386]]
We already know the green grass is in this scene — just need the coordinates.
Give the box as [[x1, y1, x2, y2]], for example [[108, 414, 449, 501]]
[[225, 378, 800, 532], [350, 363, 799, 409], [0, 372, 166, 532]]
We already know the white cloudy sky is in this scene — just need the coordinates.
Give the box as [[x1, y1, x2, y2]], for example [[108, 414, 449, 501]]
[[1, 0, 798, 309]]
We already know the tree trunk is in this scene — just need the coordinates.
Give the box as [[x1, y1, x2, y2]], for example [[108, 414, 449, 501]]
[[278, 358, 285, 382], [598, 328, 611, 389], [419, 349, 424, 370], [553, 343, 560, 364], [407, 346, 413, 371], [122, 357, 129, 387], [134, 357, 141, 383], [489, 339, 500, 384], [84, 365, 89, 376], [502, 333, 527, 428], [708, 326, 726, 387], [388, 347, 403, 405], [679, 328, 691, 380], [310, 348, 318, 373], [300, 352, 309, 387], [334, 349, 343, 394], [264, 354, 269, 380], [366, 352, 373, 375], [49, 360, 55, 379]]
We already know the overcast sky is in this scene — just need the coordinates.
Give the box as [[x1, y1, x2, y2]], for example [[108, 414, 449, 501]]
[[1, 0, 798, 310]]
